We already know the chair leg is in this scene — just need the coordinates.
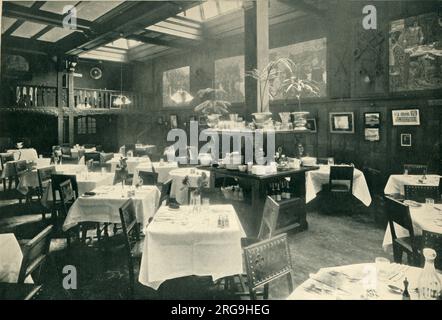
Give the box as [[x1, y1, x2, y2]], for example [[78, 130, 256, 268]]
[[263, 284, 269, 300], [392, 243, 403, 264]]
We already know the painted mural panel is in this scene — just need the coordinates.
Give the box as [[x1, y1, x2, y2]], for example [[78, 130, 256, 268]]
[[269, 38, 327, 99], [162, 66, 192, 107], [214, 55, 245, 103], [389, 12, 442, 92]]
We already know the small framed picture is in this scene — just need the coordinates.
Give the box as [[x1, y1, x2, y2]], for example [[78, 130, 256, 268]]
[[400, 133, 412, 147], [329, 112, 354, 133], [306, 118, 317, 132], [365, 128, 380, 141], [392, 109, 420, 126], [170, 114, 178, 129], [364, 112, 380, 127]]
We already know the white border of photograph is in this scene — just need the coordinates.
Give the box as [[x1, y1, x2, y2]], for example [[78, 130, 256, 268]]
[[400, 133, 412, 147], [392, 109, 420, 126]]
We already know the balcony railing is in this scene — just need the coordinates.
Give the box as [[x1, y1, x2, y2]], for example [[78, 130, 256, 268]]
[[5, 84, 145, 111]]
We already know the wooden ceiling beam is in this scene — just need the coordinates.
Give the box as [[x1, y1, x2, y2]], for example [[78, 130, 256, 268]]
[[278, 0, 326, 17], [2, 35, 57, 55], [3, 2, 92, 32]]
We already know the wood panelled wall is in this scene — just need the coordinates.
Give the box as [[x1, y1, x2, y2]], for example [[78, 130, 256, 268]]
[[126, 0, 442, 183]]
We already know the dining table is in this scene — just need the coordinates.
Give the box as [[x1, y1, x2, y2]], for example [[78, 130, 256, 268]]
[[107, 156, 152, 174], [6, 148, 38, 162], [1, 158, 51, 181], [62, 184, 160, 231], [138, 204, 246, 290], [287, 262, 431, 300], [382, 200, 442, 250], [0, 233, 32, 283], [133, 161, 178, 185], [70, 146, 96, 159], [169, 167, 211, 204], [305, 164, 372, 206], [384, 174, 441, 195]]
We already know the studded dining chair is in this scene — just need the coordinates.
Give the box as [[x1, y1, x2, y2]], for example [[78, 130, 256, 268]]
[[385, 196, 422, 266], [37, 166, 56, 220], [403, 164, 428, 175], [404, 185, 439, 203], [138, 170, 158, 186]]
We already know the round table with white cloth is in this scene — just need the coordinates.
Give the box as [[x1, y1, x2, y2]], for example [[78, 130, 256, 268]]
[[169, 167, 211, 204], [0, 233, 32, 283], [133, 161, 178, 185], [384, 174, 441, 195], [107, 156, 151, 174], [382, 202, 442, 250], [305, 165, 372, 206]]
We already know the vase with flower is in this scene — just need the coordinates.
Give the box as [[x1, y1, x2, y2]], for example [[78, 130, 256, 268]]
[[182, 172, 209, 214], [116, 157, 128, 197]]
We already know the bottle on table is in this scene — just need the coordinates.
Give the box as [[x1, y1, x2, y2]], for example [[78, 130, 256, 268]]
[[402, 277, 410, 300], [418, 248, 441, 300], [276, 182, 282, 201]]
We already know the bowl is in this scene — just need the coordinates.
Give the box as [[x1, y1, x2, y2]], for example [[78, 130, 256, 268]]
[[252, 112, 273, 123], [238, 165, 247, 172]]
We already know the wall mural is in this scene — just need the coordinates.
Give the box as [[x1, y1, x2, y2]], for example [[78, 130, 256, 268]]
[[269, 38, 327, 99], [389, 12, 442, 92], [214, 55, 245, 103], [162, 66, 192, 107]]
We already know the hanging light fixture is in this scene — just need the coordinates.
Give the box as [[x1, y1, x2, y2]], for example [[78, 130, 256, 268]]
[[113, 63, 131, 107]]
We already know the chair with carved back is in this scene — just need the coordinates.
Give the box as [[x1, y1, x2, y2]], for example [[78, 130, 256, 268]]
[[422, 230, 442, 271], [119, 199, 143, 298], [37, 166, 56, 220], [385, 196, 422, 266], [1, 153, 15, 190], [18, 225, 53, 285], [404, 185, 439, 203], [243, 233, 294, 300], [403, 164, 428, 175]]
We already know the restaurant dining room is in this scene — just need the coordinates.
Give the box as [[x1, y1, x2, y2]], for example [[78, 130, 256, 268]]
[[0, 0, 442, 304]]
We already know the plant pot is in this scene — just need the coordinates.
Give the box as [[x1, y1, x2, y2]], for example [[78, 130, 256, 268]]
[[292, 111, 309, 131]]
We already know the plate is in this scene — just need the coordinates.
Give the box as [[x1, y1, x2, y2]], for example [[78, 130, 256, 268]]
[[403, 200, 422, 207], [387, 285, 403, 294]]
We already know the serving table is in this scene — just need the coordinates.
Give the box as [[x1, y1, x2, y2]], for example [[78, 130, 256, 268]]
[[205, 166, 318, 235], [138, 204, 245, 290], [63, 185, 160, 231], [287, 262, 430, 300]]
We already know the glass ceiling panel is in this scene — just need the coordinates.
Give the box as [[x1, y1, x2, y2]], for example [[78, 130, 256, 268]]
[[105, 38, 142, 50], [178, 0, 241, 22]]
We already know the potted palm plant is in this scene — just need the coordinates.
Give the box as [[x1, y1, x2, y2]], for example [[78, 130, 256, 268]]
[[193, 88, 231, 128]]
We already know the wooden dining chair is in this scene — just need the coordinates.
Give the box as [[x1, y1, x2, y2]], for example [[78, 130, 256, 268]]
[[403, 164, 428, 175], [119, 199, 143, 298], [329, 166, 354, 193], [18, 225, 53, 284], [422, 230, 442, 271], [159, 178, 173, 208], [1, 153, 14, 190], [317, 157, 333, 165], [37, 166, 56, 220], [404, 185, 439, 203], [243, 233, 294, 300], [385, 196, 422, 266], [85, 152, 101, 169], [138, 170, 158, 186]]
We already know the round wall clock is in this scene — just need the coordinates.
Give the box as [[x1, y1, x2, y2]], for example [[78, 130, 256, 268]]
[[90, 67, 102, 80]]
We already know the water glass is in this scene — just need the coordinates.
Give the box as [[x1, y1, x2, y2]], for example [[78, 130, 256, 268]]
[[328, 157, 334, 165], [425, 198, 435, 205], [101, 167, 106, 175], [375, 257, 390, 281]]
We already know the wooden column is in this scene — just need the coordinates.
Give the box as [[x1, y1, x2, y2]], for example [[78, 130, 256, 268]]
[[56, 58, 64, 145], [244, 0, 269, 119], [67, 66, 75, 145]]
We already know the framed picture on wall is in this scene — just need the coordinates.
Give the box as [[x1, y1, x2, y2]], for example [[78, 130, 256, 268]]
[[365, 128, 380, 142], [392, 109, 420, 126], [400, 133, 412, 147], [170, 114, 178, 129], [364, 112, 380, 127], [329, 112, 354, 133], [306, 118, 317, 132]]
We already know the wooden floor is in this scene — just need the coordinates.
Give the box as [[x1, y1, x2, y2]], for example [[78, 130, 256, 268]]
[[0, 184, 391, 299]]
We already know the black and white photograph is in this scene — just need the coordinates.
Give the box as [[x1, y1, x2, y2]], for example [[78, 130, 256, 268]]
[[0, 0, 442, 306], [329, 112, 355, 133], [401, 133, 412, 147]]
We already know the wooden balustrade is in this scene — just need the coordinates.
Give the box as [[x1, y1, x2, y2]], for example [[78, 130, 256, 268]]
[[9, 85, 144, 110]]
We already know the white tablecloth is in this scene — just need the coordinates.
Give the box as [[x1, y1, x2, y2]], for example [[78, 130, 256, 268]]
[[138, 204, 246, 290], [63, 185, 160, 231], [382, 203, 442, 250], [133, 161, 178, 185], [6, 149, 38, 161], [305, 165, 372, 206], [169, 167, 211, 204], [0, 233, 32, 283], [107, 156, 151, 174], [70, 147, 96, 158], [287, 263, 428, 300], [17, 164, 88, 194], [384, 174, 441, 195]]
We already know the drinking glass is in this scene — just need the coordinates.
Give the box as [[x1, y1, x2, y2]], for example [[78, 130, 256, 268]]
[[425, 198, 435, 206], [101, 167, 106, 175], [375, 257, 390, 281], [202, 198, 210, 210], [328, 157, 334, 165]]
